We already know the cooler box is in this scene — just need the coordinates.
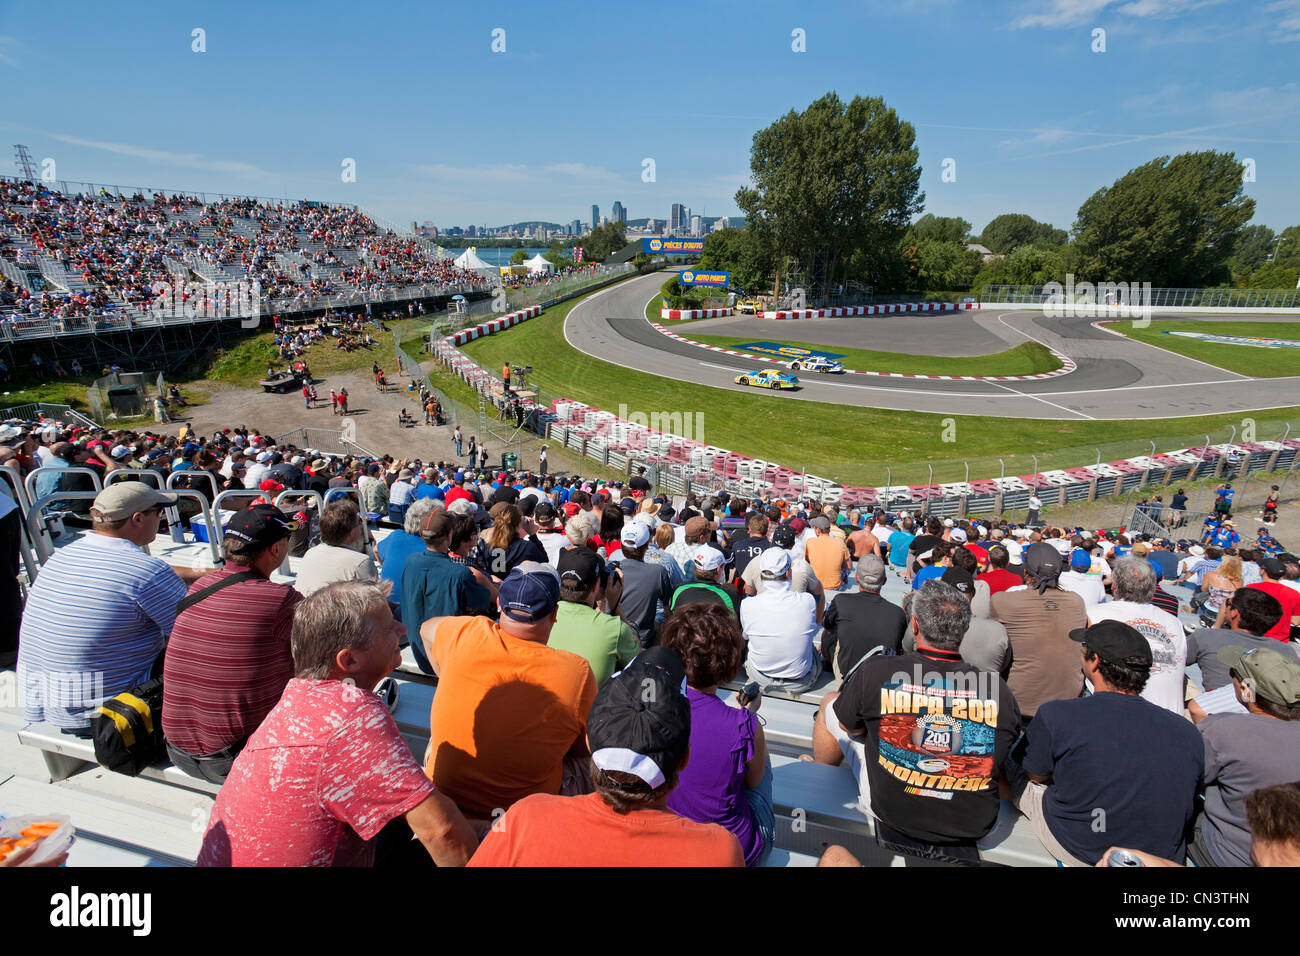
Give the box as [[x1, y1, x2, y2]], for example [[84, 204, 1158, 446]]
[[190, 509, 237, 543]]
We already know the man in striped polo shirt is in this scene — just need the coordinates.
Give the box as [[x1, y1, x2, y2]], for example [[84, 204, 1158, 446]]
[[17, 483, 206, 735]]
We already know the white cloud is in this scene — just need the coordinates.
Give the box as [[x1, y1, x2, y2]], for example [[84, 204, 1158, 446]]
[[1013, 0, 1223, 28], [1014, 0, 1116, 28], [42, 131, 273, 178], [1205, 81, 1300, 115], [1116, 0, 1224, 17], [1266, 0, 1300, 41], [0, 35, 21, 69], [1121, 82, 1187, 113]]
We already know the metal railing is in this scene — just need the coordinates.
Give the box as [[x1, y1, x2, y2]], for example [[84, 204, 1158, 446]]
[[982, 285, 1300, 309], [272, 427, 378, 459], [0, 403, 98, 429], [500, 264, 634, 312]]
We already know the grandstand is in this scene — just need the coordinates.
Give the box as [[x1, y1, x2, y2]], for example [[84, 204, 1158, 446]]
[[0, 177, 493, 368]]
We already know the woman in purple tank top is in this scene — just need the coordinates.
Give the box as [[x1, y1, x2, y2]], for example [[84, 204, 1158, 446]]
[[662, 604, 774, 866]]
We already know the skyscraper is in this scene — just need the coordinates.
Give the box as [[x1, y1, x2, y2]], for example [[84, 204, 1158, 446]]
[[591, 205, 600, 229], [611, 200, 626, 223], [670, 203, 685, 234]]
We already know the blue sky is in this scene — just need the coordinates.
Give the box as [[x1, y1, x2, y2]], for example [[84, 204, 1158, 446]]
[[2, 0, 1297, 234]]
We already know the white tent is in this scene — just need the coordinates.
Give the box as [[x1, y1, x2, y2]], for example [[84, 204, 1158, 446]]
[[453, 247, 496, 275], [524, 253, 554, 274]]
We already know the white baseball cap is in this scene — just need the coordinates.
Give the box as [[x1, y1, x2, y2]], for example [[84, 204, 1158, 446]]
[[620, 521, 650, 548], [759, 548, 791, 578], [950, 528, 968, 543], [693, 544, 727, 572]]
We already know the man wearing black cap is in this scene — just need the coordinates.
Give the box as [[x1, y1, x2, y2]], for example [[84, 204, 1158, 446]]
[[990, 541, 1087, 719], [469, 647, 744, 866], [549, 548, 639, 686], [163, 504, 303, 783], [1010, 620, 1204, 866]]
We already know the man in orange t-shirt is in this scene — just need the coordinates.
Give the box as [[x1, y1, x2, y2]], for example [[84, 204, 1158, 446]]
[[420, 563, 596, 820], [805, 516, 852, 593], [469, 646, 744, 867]]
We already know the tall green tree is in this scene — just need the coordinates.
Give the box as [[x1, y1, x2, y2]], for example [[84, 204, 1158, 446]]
[[979, 213, 1067, 253], [735, 92, 924, 300], [1071, 151, 1254, 286], [972, 243, 1068, 291], [907, 214, 971, 244], [908, 239, 984, 291], [579, 222, 628, 262], [1228, 224, 1275, 274], [698, 226, 774, 293]]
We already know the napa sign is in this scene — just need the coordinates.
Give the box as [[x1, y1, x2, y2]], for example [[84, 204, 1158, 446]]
[[1164, 331, 1300, 349], [643, 237, 706, 254], [737, 341, 846, 361], [679, 270, 729, 288]]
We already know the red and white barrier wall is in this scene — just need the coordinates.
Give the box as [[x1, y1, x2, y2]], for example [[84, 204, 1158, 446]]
[[763, 302, 977, 319], [659, 307, 732, 320], [446, 305, 543, 345], [658, 302, 979, 320]]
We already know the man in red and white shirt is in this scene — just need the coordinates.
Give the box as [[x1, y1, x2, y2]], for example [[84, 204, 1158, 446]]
[[197, 580, 476, 867]]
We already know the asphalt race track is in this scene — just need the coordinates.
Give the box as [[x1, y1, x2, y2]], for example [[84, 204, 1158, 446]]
[[564, 272, 1300, 421]]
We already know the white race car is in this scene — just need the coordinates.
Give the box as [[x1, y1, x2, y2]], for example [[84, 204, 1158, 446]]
[[786, 355, 845, 373]]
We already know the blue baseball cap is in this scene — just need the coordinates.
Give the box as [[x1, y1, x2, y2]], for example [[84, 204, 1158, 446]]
[[497, 562, 561, 622], [1070, 548, 1092, 570]]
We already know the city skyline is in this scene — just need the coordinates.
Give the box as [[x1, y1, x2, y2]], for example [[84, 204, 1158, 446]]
[[1, 1, 1297, 233]]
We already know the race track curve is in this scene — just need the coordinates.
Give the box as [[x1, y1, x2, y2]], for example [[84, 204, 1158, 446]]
[[563, 271, 1300, 421]]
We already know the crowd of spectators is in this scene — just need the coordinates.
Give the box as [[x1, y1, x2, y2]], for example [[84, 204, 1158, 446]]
[[0, 180, 489, 327], [4, 411, 1300, 868]]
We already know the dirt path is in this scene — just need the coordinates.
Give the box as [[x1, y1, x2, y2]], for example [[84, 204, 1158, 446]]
[[163, 371, 466, 462]]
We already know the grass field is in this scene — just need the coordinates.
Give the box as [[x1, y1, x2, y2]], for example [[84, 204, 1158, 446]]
[[680, 333, 1062, 377], [456, 294, 1300, 486], [1109, 321, 1300, 377]]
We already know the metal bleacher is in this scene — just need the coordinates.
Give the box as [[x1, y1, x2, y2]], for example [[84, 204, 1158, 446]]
[[2, 468, 1073, 868]]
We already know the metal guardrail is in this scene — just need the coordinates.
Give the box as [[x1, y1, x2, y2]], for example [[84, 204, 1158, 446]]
[[0, 403, 99, 430], [272, 427, 378, 459], [982, 285, 1300, 309], [22, 488, 222, 571]]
